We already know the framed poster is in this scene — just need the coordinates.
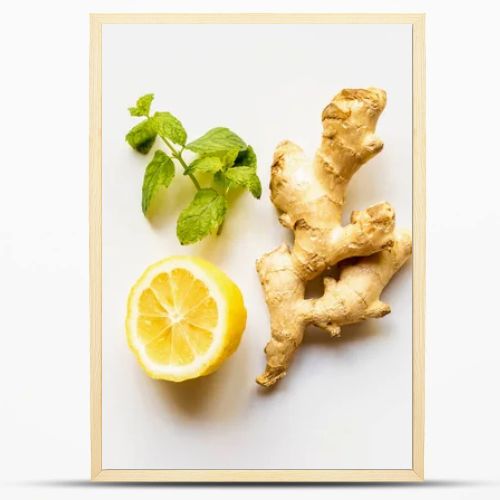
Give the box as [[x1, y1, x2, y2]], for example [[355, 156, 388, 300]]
[[90, 13, 425, 482]]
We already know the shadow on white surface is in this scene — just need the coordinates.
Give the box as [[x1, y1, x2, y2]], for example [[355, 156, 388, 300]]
[[150, 353, 251, 418], [15, 479, 498, 489]]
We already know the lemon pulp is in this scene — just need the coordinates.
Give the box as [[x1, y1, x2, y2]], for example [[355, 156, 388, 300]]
[[126, 256, 246, 381]]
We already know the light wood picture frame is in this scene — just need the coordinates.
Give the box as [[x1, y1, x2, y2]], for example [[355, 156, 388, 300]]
[[90, 13, 425, 483]]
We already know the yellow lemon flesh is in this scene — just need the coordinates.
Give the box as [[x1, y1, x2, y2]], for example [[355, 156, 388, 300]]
[[126, 256, 246, 381]]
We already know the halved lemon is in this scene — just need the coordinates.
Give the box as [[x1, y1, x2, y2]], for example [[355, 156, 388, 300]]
[[126, 256, 247, 381]]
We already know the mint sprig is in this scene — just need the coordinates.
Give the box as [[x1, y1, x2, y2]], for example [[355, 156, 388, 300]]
[[185, 127, 246, 154], [125, 118, 157, 154], [128, 93, 154, 117], [126, 93, 262, 244], [177, 189, 228, 245], [142, 151, 175, 215]]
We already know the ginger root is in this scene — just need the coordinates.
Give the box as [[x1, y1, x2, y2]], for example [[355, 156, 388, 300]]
[[256, 88, 412, 387]]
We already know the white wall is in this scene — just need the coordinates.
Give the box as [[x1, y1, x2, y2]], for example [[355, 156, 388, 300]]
[[1, 0, 499, 499]]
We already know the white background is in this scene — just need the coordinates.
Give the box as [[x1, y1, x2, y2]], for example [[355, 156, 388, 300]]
[[0, 0, 499, 499], [102, 22, 412, 470]]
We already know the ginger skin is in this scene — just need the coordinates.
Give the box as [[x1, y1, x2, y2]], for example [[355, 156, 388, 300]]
[[256, 88, 412, 387]]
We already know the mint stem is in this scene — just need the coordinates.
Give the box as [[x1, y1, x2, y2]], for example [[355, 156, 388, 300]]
[[160, 136, 201, 190]]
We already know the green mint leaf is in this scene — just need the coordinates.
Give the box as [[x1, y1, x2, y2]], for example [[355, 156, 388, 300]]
[[213, 170, 228, 190], [225, 166, 262, 199], [234, 145, 257, 169], [185, 127, 246, 154], [198, 149, 240, 170], [206, 148, 240, 169], [185, 156, 223, 175], [125, 118, 157, 154], [153, 112, 187, 145], [176, 188, 228, 245], [142, 150, 175, 215], [129, 93, 154, 117]]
